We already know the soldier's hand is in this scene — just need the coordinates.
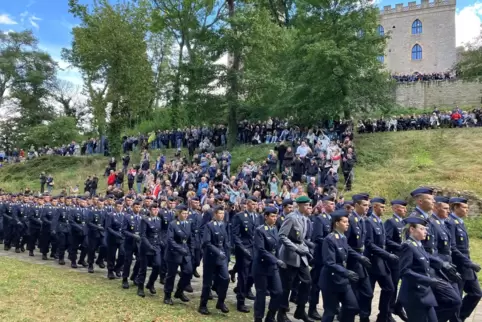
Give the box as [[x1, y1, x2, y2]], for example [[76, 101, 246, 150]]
[[346, 270, 359, 283], [359, 256, 372, 269], [429, 277, 445, 288], [295, 248, 310, 257], [470, 262, 481, 272], [388, 253, 399, 262], [218, 251, 227, 261], [305, 240, 315, 249], [277, 260, 287, 269]]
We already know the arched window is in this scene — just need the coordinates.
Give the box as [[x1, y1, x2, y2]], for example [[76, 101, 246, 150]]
[[412, 19, 422, 34], [411, 44, 422, 60], [377, 25, 384, 36], [377, 55, 384, 63]]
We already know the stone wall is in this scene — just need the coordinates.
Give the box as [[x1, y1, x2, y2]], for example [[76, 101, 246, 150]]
[[426, 185, 482, 217], [394, 80, 482, 109], [380, 0, 456, 74]]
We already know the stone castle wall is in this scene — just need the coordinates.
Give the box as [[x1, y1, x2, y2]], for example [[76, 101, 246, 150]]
[[379, 0, 456, 74], [394, 80, 482, 109]]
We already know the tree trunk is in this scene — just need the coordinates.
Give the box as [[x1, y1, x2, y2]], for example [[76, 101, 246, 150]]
[[226, 0, 240, 149], [171, 36, 185, 127]]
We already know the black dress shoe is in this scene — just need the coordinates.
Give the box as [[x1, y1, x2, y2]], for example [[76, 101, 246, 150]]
[[3, 246, 10, 251], [265, 310, 276, 322], [198, 306, 210, 315], [229, 269, 236, 282], [78, 261, 88, 268], [174, 290, 190, 302], [237, 304, 250, 313], [184, 284, 193, 293], [96, 261, 106, 269], [193, 269, 200, 278], [216, 302, 229, 313], [147, 284, 156, 295], [107, 271, 115, 280], [137, 286, 145, 298], [159, 277, 165, 285], [29, 251, 34, 256], [122, 278, 130, 289], [115, 270, 122, 278], [308, 309, 322, 320], [71, 262, 78, 269], [42, 254, 48, 260], [208, 291, 214, 300], [15, 248, 21, 253], [20, 247, 25, 252], [50, 253, 58, 259], [276, 310, 291, 322], [59, 259, 65, 265], [88, 265, 94, 273], [164, 293, 173, 305], [294, 307, 314, 322]]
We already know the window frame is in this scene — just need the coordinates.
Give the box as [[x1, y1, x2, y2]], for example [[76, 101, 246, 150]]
[[412, 19, 422, 35], [411, 44, 422, 61]]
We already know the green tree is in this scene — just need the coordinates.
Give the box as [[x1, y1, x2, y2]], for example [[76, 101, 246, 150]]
[[455, 34, 482, 81], [279, 0, 393, 123], [23, 116, 81, 149], [64, 0, 155, 155], [0, 30, 38, 106]]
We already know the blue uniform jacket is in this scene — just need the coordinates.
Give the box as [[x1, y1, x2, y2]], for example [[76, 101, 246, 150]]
[[253, 224, 280, 276], [165, 219, 194, 264], [202, 221, 230, 266]]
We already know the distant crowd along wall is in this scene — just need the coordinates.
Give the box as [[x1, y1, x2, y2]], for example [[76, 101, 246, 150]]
[[394, 80, 482, 109]]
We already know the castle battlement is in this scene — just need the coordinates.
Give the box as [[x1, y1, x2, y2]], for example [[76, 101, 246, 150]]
[[380, 0, 456, 15]]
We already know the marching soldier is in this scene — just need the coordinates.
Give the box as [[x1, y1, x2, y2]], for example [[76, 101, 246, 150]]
[[198, 205, 230, 315], [105, 200, 125, 279], [53, 200, 71, 265], [346, 194, 374, 322], [320, 209, 361, 322], [384, 200, 409, 321], [164, 205, 194, 305], [232, 196, 258, 313], [278, 195, 313, 322], [68, 198, 88, 268], [253, 206, 284, 322], [121, 201, 142, 289], [136, 203, 163, 297], [308, 195, 335, 320], [27, 197, 43, 256], [365, 197, 398, 322], [446, 197, 482, 321], [431, 196, 464, 322], [159, 197, 177, 284], [86, 198, 106, 273], [39, 196, 58, 260]]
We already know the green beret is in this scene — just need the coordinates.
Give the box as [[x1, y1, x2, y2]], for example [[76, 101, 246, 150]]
[[295, 195, 311, 204]]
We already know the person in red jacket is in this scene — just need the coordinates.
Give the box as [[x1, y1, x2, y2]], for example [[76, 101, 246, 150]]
[[107, 170, 117, 187]]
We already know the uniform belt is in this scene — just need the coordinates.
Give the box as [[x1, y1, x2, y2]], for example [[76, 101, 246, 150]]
[[426, 248, 435, 254], [353, 247, 365, 253]]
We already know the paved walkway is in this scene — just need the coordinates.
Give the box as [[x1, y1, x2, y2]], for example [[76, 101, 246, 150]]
[[0, 249, 481, 321]]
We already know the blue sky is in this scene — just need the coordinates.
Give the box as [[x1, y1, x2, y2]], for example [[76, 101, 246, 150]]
[[1, 0, 482, 86]]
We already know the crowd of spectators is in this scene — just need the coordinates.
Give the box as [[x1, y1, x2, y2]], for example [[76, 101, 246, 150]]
[[392, 71, 454, 83], [91, 122, 357, 209], [357, 107, 482, 133]]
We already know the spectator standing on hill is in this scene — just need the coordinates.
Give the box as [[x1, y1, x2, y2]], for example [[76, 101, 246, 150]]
[[107, 170, 116, 187], [122, 154, 130, 174], [46, 175, 54, 193], [39, 172, 47, 193]]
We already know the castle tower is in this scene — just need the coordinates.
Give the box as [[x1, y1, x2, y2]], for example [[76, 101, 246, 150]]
[[379, 0, 456, 74]]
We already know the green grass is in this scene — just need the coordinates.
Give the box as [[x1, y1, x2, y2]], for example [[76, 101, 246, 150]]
[[0, 256, 246, 322]]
